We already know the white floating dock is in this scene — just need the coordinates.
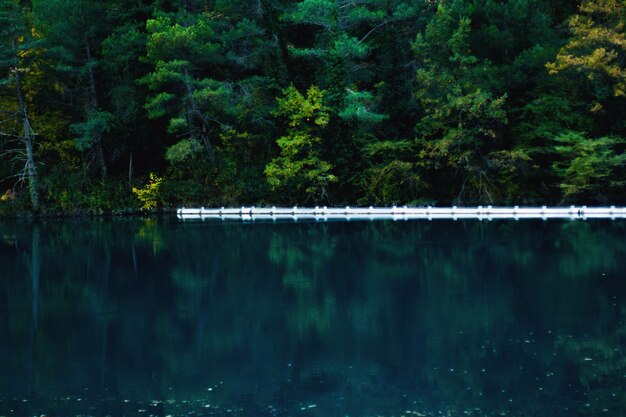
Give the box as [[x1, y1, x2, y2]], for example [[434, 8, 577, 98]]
[[176, 206, 626, 221]]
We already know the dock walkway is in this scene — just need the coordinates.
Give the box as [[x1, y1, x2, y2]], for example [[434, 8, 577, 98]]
[[177, 206, 626, 221]]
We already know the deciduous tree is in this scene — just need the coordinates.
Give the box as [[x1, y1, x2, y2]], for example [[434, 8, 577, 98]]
[[265, 85, 337, 202]]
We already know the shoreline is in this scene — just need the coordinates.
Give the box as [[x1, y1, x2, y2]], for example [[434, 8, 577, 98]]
[[3, 205, 626, 221], [0, 208, 177, 221]]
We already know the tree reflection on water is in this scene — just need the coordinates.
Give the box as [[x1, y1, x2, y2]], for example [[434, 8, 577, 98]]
[[0, 219, 624, 416]]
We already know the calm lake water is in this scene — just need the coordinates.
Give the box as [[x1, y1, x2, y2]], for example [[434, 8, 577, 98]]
[[0, 218, 625, 417]]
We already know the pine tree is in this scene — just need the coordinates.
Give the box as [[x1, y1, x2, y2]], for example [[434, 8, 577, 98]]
[[0, 0, 41, 210], [32, 0, 114, 179]]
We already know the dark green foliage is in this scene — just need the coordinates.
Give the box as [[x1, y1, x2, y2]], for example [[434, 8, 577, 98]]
[[553, 131, 626, 203], [41, 174, 138, 214], [0, 0, 624, 212], [364, 160, 425, 206]]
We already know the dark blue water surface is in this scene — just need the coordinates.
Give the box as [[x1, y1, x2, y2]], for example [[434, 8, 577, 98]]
[[0, 218, 625, 417]]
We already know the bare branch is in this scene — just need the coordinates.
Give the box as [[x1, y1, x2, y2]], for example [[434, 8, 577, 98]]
[[358, 21, 388, 45], [0, 132, 22, 138]]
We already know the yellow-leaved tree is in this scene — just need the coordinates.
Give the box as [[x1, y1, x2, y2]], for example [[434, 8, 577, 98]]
[[547, 0, 625, 100]]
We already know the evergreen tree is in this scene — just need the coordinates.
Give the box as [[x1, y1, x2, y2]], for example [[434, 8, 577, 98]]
[[413, 5, 508, 204], [0, 0, 41, 210], [142, 10, 266, 165], [0, 0, 623, 212], [32, 0, 114, 179]]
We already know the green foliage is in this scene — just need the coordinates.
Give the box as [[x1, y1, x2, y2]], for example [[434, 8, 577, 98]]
[[339, 89, 387, 123], [0, 0, 33, 72], [365, 160, 425, 206], [215, 129, 271, 204], [362, 139, 416, 162], [282, 0, 336, 30], [41, 170, 137, 214], [277, 85, 329, 127], [552, 131, 626, 202], [514, 94, 591, 144], [1, 0, 625, 213], [145, 16, 219, 62], [265, 85, 337, 202], [333, 34, 369, 59], [165, 139, 203, 164], [413, 5, 509, 203], [142, 10, 267, 167], [144, 91, 176, 118], [71, 111, 114, 151], [158, 179, 205, 207]]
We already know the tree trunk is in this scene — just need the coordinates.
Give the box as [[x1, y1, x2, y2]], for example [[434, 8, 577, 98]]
[[261, 0, 293, 80], [85, 39, 107, 179], [15, 70, 41, 212], [128, 152, 133, 190], [184, 72, 216, 163], [199, 121, 216, 163]]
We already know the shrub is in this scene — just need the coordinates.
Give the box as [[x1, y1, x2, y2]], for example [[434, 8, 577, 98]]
[[132, 173, 163, 210]]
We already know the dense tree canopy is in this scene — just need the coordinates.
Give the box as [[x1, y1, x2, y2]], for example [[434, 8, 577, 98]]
[[0, 0, 624, 213]]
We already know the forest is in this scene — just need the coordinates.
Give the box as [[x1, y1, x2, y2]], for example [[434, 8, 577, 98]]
[[0, 0, 624, 214]]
